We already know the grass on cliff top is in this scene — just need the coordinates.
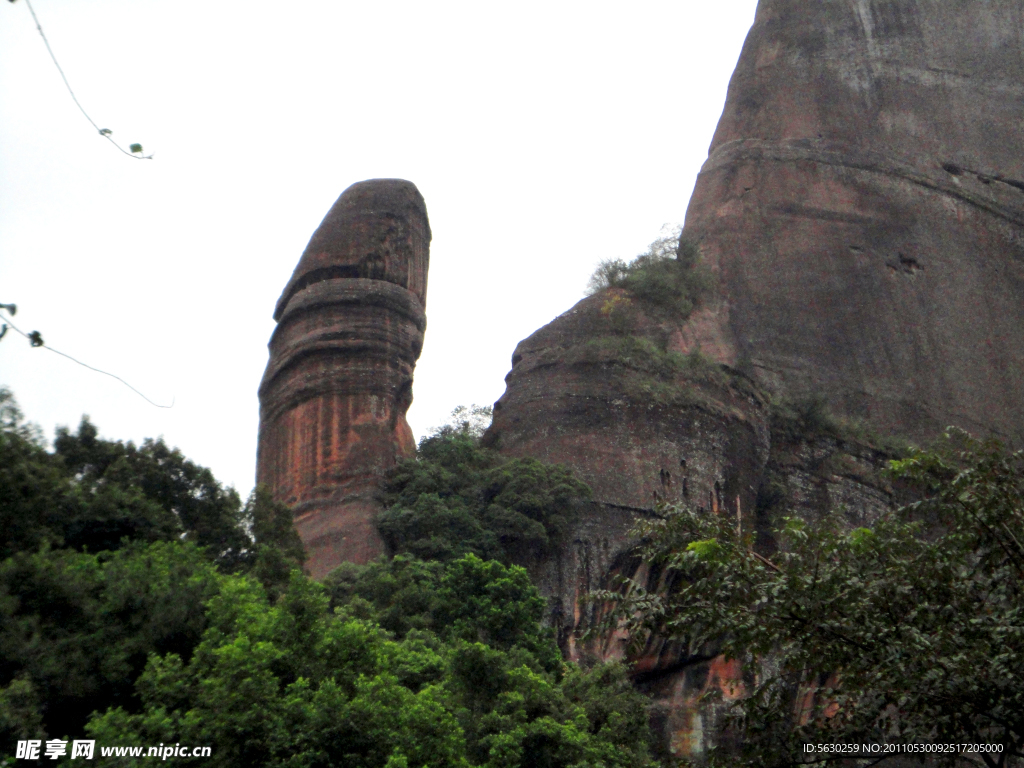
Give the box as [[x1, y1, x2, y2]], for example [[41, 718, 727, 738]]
[[586, 226, 716, 319], [580, 335, 726, 384]]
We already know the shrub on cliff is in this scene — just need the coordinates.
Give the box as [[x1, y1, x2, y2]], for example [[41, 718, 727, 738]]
[[768, 394, 914, 456], [586, 226, 715, 319], [377, 414, 591, 564], [597, 429, 1024, 767]]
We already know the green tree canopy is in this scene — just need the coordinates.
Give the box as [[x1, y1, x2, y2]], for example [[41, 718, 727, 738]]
[[378, 427, 591, 565], [53, 416, 248, 558], [0, 389, 304, 748], [90, 556, 654, 768], [0, 541, 221, 746], [1, 391, 652, 767], [0, 387, 249, 561]]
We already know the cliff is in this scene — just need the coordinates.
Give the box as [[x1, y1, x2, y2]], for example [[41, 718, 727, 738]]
[[257, 179, 431, 579], [485, 0, 1024, 758], [684, 0, 1024, 445], [484, 286, 905, 758]]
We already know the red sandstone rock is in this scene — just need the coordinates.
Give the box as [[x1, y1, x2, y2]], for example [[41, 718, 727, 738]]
[[253, 1, 1024, 757], [483, 291, 774, 663], [684, 0, 1024, 445], [257, 179, 430, 579]]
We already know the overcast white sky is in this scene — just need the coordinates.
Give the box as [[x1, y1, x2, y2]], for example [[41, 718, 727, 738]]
[[0, 0, 759, 495]]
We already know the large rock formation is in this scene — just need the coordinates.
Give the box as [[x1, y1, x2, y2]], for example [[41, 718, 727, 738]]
[[484, 287, 904, 759], [257, 179, 430, 579], [485, 0, 1024, 759], [684, 0, 1024, 445]]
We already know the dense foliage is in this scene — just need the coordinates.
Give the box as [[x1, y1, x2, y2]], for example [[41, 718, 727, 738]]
[[0, 541, 221, 747], [0, 388, 304, 749], [92, 555, 653, 768], [0, 388, 288, 565], [586, 227, 714, 319], [0, 391, 651, 767], [598, 429, 1024, 768], [377, 421, 591, 564]]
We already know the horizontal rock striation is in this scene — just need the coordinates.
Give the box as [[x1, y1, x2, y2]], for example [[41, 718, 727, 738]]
[[483, 291, 772, 662], [257, 179, 430, 578], [484, 288, 906, 758]]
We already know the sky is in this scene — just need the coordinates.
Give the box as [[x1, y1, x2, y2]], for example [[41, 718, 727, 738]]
[[0, 0, 760, 496]]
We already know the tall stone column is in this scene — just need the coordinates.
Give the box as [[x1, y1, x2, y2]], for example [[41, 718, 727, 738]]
[[257, 179, 430, 579]]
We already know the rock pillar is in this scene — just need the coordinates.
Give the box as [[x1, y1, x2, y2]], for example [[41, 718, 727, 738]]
[[257, 179, 430, 578]]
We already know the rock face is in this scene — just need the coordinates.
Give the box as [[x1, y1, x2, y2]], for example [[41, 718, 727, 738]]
[[684, 0, 1024, 445], [485, 0, 1024, 758], [484, 289, 903, 759], [483, 288, 771, 649], [257, 179, 430, 579]]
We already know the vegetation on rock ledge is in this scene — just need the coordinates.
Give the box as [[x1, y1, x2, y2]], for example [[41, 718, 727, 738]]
[[586, 226, 715, 320], [769, 395, 914, 457]]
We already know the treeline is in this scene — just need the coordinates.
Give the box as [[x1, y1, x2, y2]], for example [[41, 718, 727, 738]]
[[0, 390, 653, 767]]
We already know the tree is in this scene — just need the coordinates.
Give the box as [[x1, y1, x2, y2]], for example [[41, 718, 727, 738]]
[[0, 395, 249, 560], [0, 390, 298, 573], [54, 417, 248, 559], [597, 430, 1024, 768], [378, 424, 591, 565], [1, 391, 652, 766], [91, 556, 654, 768], [0, 389, 306, 752], [0, 541, 221, 746]]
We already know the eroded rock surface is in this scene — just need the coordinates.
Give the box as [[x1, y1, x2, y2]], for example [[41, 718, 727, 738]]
[[257, 179, 430, 578], [484, 289, 904, 759], [252, 0, 1024, 757], [685, 0, 1024, 445]]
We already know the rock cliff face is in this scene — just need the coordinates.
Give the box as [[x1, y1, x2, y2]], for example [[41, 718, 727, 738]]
[[257, 179, 430, 579], [484, 289, 904, 759], [485, 0, 1024, 758], [685, 0, 1024, 445]]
